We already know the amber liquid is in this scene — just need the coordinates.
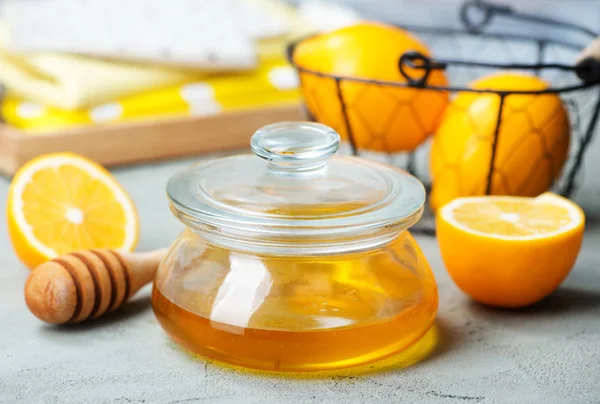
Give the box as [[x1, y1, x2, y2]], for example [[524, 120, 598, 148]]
[[153, 286, 436, 371], [152, 230, 437, 371]]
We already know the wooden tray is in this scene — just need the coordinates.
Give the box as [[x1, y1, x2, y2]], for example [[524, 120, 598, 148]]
[[0, 104, 305, 176]]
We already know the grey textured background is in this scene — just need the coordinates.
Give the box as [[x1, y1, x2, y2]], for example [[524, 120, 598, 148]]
[[2, 1, 600, 403]]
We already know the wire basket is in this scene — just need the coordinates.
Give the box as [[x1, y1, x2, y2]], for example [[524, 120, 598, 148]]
[[287, 0, 600, 234]]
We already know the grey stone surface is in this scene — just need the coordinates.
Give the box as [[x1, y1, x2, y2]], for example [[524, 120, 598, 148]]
[[1, 154, 600, 404]]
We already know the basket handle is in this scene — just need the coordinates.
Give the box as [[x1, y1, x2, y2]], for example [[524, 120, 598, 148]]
[[460, 0, 598, 39], [575, 37, 600, 83], [398, 52, 446, 87], [460, 0, 512, 33]]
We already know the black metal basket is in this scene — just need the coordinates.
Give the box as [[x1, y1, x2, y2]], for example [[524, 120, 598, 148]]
[[287, 0, 600, 233]]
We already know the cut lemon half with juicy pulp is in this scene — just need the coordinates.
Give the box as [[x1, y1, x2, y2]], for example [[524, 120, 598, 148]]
[[436, 193, 584, 308], [7, 153, 139, 269]]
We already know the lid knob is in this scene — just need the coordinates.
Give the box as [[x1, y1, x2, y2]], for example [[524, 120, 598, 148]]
[[251, 122, 340, 172]]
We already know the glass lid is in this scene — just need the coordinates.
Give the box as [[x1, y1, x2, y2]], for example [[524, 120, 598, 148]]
[[167, 122, 425, 240]]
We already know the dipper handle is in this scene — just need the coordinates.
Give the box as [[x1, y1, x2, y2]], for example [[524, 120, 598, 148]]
[[25, 248, 167, 325]]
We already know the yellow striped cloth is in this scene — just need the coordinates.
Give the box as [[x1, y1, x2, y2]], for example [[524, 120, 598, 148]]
[[2, 59, 300, 132]]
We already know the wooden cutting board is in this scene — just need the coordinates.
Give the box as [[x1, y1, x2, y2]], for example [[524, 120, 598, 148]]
[[0, 104, 305, 176]]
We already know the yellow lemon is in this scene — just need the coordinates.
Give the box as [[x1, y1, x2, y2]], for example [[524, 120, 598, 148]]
[[294, 22, 449, 152], [430, 73, 570, 212], [7, 153, 139, 269], [437, 193, 584, 308]]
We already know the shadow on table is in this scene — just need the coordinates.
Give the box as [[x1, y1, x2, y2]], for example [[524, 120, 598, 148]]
[[40, 293, 153, 333], [466, 287, 600, 318], [521, 287, 600, 314], [461, 285, 600, 338]]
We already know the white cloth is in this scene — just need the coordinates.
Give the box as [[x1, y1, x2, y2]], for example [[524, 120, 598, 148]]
[[0, 0, 294, 70]]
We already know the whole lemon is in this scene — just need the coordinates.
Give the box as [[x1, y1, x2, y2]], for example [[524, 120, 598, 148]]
[[293, 22, 449, 152], [429, 73, 570, 212]]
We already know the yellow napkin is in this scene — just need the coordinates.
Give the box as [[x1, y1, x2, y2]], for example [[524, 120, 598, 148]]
[[2, 59, 300, 132], [0, 52, 207, 111]]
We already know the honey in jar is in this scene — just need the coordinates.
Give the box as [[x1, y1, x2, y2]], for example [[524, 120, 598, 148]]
[[152, 122, 438, 371]]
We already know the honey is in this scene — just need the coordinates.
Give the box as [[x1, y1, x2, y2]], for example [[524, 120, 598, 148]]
[[152, 231, 437, 371], [155, 121, 437, 371]]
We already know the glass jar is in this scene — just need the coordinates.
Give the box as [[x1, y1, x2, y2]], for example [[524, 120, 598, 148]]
[[152, 122, 438, 372]]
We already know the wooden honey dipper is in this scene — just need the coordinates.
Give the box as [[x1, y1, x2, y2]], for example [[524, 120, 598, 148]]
[[25, 248, 167, 325]]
